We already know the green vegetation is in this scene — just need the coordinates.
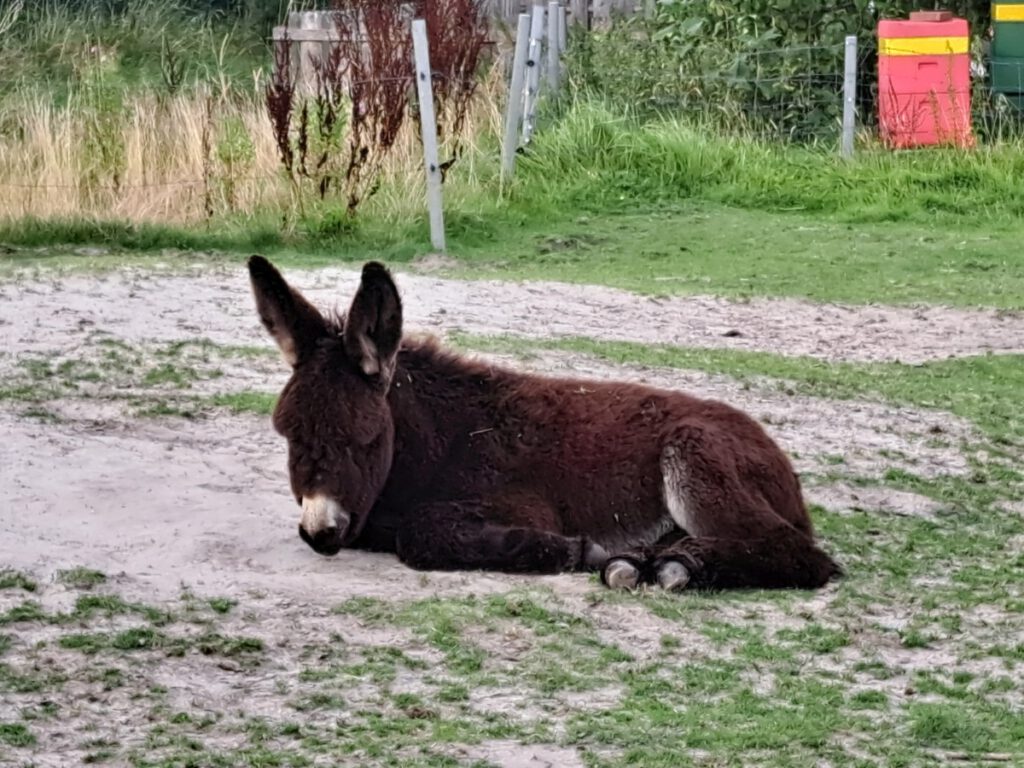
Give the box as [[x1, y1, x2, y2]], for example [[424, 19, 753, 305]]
[[5, 143, 1024, 308], [0, 722, 36, 747], [0, 4, 1022, 312], [0, 337, 275, 418], [0, 569, 37, 592], [58, 567, 107, 590]]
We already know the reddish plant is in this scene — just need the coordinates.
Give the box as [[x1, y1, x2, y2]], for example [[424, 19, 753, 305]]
[[265, 34, 296, 176], [331, 0, 415, 214], [267, 0, 489, 216], [416, 0, 490, 170]]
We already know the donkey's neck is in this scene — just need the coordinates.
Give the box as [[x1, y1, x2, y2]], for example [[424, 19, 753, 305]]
[[380, 339, 514, 506]]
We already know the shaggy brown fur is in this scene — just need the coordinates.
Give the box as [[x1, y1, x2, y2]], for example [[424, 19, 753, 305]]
[[248, 256, 841, 591]]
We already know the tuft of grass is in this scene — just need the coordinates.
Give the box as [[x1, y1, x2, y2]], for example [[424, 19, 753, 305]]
[[209, 391, 277, 415], [0, 722, 36, 747], [194, 632, 264, 658], [0, 601, 47, 625], [58, 567, 107, 590], [0, 570, 37, 592], [206, 597, 236, 614]]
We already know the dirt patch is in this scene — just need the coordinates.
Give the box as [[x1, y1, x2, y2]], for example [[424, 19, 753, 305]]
[[803, 483, 944, 519], [452, 741, 586, 768], [2, 265, 1022, 364]]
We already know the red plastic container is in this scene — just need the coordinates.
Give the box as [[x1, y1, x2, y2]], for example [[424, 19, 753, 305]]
[[877, 11, 972, 148]]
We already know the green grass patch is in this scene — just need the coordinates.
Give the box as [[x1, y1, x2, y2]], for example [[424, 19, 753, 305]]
[[209, 391, 277, 415], [0, 601, 47, 625], [6, 100, 1024, 309], [0, 722, 36, 747], [57, 567, 107, 590], [0, 662, 65, 694], [0, 570, 37, 592], [69, 594, 173, 625], [59, 627, 172, 654], [909, 700, 1024, 755], [206, 597, 237, 615]]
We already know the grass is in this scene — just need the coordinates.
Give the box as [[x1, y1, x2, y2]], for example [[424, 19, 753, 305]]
[[0, 552, 1021, 766], [0, 337, 276, 418], [1, 98, 1023, 310], [0, 722, 36, 747], [0, 569, 37, 592], [58, 567, 107, 590]]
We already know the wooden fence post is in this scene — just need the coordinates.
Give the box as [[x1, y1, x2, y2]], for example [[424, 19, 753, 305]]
[[411, 19, 446, 251]]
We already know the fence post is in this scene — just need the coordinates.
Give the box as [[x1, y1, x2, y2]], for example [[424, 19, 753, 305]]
[[557, 3, 567, 52], [522, 5, 546, 144], [411, 19, 446, 251], [547, 1, 561, 93], [501, 13, 533, 186], [841, 34, 858, 159]]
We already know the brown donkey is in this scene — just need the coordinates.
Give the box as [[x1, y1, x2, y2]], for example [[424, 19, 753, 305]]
[[248, 256, 841, 591]]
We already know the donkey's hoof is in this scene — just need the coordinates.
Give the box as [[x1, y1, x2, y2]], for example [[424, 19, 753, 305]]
[[656, 560, 690, 591], [603, 558, 641, 590]]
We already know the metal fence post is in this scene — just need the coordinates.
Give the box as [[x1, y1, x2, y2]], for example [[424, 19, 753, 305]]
[[841, 34, 858, 158]]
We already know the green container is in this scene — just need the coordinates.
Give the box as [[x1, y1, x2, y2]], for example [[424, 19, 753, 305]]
[[992, 0, 1024, 96]]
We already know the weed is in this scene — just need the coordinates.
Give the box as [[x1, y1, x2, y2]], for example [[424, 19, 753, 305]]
[[0, 601, 47, 625], [0, 722, 36, 747], [0, 570, 37, 592], [58, 567, 107, 590]]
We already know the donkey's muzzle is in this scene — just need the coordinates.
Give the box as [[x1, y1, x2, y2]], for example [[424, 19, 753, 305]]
[[299, 523, 346, 556], [299, 495, 349, 556]]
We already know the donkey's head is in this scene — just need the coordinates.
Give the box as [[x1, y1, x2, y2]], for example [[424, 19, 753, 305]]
[[248, 256, 403, 556]]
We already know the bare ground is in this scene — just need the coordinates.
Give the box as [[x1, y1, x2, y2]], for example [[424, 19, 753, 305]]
[[2, 264, 1023, 363], [1, 266, 1021, 767]]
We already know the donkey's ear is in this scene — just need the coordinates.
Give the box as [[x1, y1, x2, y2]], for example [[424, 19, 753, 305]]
[[248, 255, 327, 367], [344, 261, 403, 382]]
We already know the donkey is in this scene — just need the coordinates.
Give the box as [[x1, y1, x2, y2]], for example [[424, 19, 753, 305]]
[[248, 256, 841, 591]]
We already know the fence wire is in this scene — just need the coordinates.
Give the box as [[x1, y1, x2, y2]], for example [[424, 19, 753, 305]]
[[567, 35, 1024, 145]]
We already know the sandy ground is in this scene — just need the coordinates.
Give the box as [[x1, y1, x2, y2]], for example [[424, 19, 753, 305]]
[[2, 264, 1023, 364], [0, 265, 1014, 767]]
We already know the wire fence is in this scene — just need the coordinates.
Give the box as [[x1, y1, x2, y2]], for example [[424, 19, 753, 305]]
[[567, 34, 1024, 145]]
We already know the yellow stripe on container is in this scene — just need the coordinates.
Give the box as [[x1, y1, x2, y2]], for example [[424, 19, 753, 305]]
[[994, 4, 1024, 21], [879, 36, 969, 55]]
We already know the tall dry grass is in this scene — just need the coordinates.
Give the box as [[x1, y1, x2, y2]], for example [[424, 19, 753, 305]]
[[0, 66, 505, 226]]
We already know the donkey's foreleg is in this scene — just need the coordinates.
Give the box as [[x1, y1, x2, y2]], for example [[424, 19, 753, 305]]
[[600, 529, 691, 590], [396, 500, 608, 574]]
